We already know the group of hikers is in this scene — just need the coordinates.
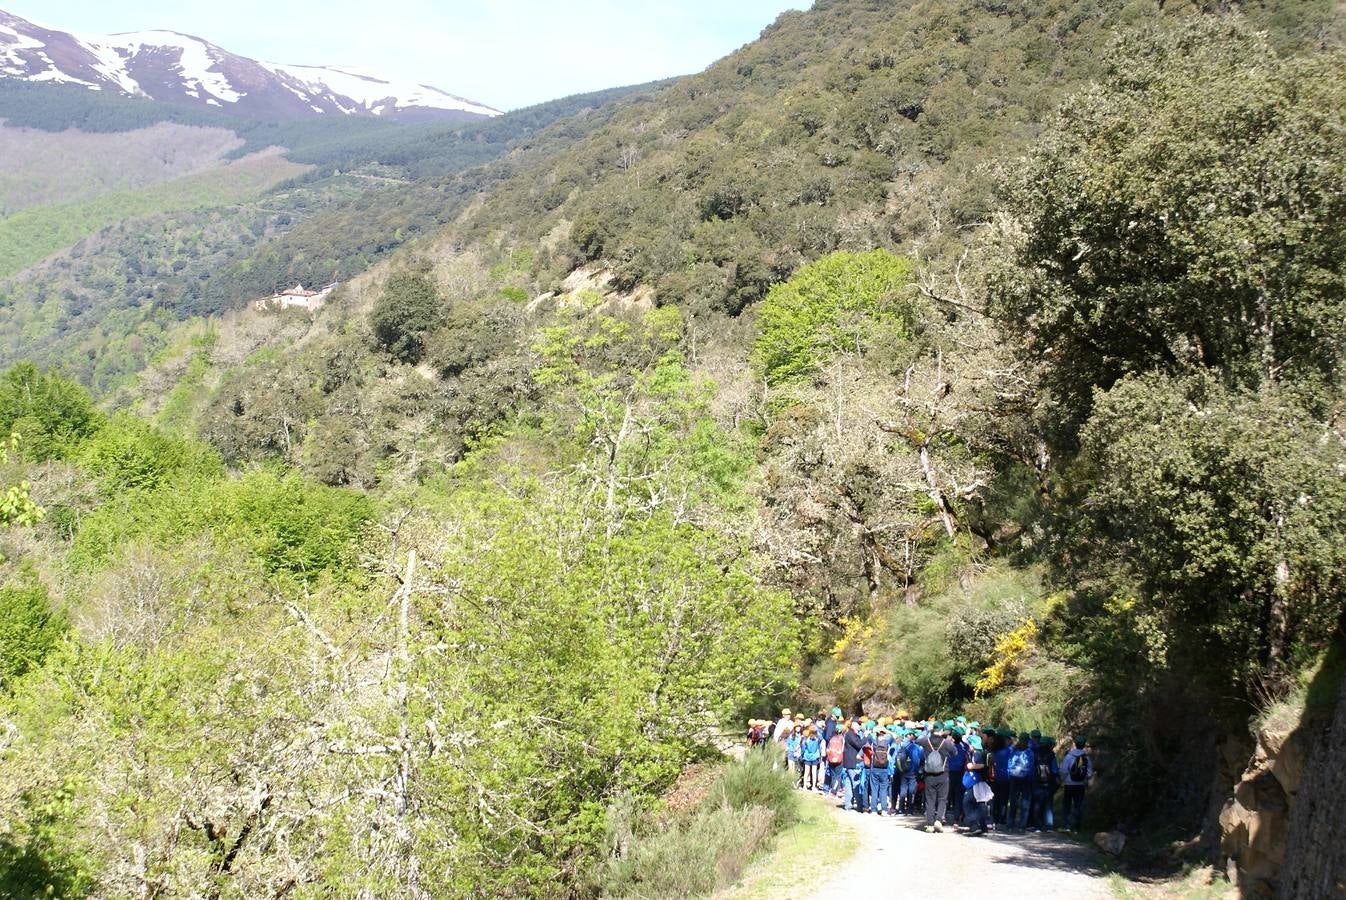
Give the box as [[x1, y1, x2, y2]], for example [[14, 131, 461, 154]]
[[745, 709, 1094, 835]]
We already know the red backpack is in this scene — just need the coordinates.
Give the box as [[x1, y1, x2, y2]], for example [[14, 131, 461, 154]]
[[826, 733, 845, 765]]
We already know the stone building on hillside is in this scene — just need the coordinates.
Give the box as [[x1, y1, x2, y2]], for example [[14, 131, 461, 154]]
[[252, 282, 338, 313]]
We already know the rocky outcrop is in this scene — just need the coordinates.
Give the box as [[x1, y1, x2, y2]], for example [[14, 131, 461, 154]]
[[1277, 666, 1346, 899], [1217, 663, 1346, 898]]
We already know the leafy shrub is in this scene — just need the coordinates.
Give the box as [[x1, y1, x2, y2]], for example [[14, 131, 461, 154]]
[[0, 577, 66, 688], [76, 414, 222, 495], [601, 751, 797, 898], [0, 364, 101, 461], [705, 747, 799, 826]]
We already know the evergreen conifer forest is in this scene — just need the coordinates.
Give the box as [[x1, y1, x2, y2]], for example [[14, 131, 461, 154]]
[[1, 0, 1344, 895]]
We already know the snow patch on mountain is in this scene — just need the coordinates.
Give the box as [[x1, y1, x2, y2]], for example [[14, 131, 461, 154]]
[[109, 30, 246, 103], [261, 61, 500, 117], [0, 8, 500, 121]]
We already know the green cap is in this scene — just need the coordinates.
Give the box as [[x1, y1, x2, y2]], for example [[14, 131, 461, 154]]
[[998, 728, 1014, 738], [1074, 735, 1087, 748], [956, 716, 968, 723], [969, 721, 981, 730], [832, 707, 842, 717], [1018, 731, 1031, 741], [1030, 729, 1041, 740], [952, 726, 965, 737], [968, 735, 983, 751], [1040, 736, 1057, 748], [943, 720, 955, 729]]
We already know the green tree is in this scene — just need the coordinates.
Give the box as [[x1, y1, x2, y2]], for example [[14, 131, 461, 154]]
[[0, 577, 66, 688], [0, 363, 102, 461], [988, 20, 1346, 434], [1078, 374, 1346, 682], [751, 249, 915, 387], [369, 272, 446, 364]]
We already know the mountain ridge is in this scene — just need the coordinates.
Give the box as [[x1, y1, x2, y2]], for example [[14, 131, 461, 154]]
[[0, 8, 500, 122]]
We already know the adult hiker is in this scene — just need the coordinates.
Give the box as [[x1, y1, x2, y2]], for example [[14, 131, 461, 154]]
[[1060, 735, 1092, 832], [917, 721, 956, 832], [841, 718, 867, 812], [1007, 731, 1035, 832], [868, 721, 896, 816]]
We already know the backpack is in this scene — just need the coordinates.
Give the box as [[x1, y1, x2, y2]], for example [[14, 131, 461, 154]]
[[923, 741, 947, 775], [1008, 748, 1033, 779], [1069, 753, 1091, 783], [873, 736, 891, 769], [896, 746, 912, 774], [827, 733, 845, 765], [861, 744, 874, 767]]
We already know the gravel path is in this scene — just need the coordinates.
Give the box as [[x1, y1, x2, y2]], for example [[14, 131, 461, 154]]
[[812, 797, 1112, 898]]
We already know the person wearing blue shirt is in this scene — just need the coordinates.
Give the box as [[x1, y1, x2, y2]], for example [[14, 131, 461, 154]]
[[947, 728, 969, 826], [1007, 731, 1035, 832], [867, 726, 896, 815], [991, 728, 1014, 828], [898, 731, 923, 815], [1029, 736, 1060, 831], [801, 726, 822, 790], [961, 735, 990, 835]]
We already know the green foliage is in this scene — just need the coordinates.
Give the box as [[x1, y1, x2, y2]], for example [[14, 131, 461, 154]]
[[0, 576, 66, 688], [601, 751, 798, 898], [369, 271, 445, 363], [1078, 374, 1346, 683], [989, 19, 1346, 433], [76, 414, 222, 495], [0, 363, 102, 460], [0, 151, 307, 280], [751, 249, 914, 386], [71, 467, 372, 583]]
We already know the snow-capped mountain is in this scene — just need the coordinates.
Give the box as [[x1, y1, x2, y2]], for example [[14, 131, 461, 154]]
[[0, 9, 500, 122]]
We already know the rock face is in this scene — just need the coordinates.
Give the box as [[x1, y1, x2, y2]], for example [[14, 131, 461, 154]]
[[1217, 665, 1346, 898], [1276, 667, 1346, 900]]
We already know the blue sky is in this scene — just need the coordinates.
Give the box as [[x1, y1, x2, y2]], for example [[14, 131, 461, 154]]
[[7, 1, 805, 110]]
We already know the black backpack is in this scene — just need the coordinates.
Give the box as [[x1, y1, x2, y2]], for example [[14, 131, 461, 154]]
[[1034, 749, 1054, 783], [1069, 753, 1091, 782]]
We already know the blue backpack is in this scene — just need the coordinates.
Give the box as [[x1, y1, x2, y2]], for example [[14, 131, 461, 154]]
[[1008, 748, 1033, 778]]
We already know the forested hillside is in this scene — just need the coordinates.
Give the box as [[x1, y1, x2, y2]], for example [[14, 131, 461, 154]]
[[1, 0, 1343, 896], [0, 79, 666, 390]]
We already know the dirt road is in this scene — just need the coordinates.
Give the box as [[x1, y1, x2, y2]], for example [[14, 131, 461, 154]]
[[813, 798, 1112, 898]]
